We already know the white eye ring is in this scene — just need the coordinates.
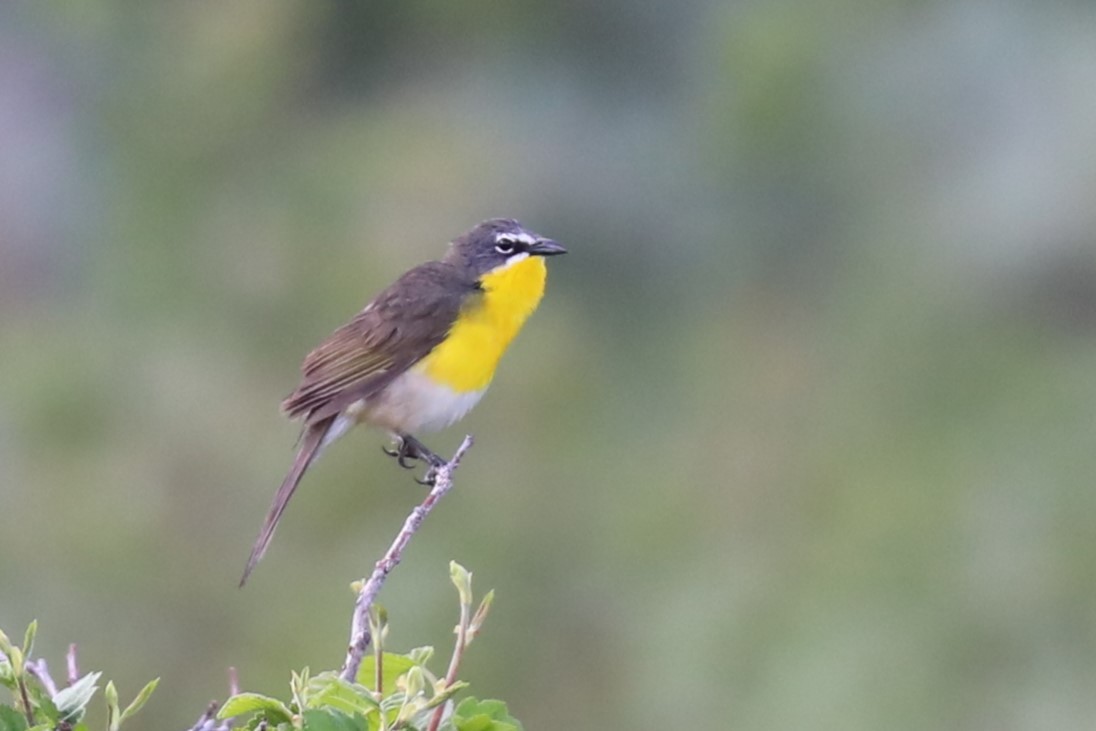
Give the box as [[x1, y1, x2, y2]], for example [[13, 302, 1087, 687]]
[[495, 240, 517, 255]]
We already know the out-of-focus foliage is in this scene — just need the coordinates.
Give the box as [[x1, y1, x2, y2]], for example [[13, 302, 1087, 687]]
[[2, 1, 1096, 729], [0, 621, 158, 731]]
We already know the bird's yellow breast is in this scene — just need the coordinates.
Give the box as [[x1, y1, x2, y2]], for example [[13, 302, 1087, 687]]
[[417, 255, 548, 392]]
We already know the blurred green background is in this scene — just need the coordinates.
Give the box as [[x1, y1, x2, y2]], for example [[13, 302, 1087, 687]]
[[3, 1, 1096, 729]]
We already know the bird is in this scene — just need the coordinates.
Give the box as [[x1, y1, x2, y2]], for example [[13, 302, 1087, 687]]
[[240, 218, 566, 585]]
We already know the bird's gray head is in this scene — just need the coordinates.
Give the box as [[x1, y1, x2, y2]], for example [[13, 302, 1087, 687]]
[[446, 218, 566, 276]]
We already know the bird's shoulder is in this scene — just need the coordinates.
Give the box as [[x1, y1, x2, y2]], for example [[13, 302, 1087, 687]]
[[365, 260, 480, 321]]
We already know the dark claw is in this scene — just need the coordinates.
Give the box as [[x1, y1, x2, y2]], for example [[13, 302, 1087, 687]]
[[415, 460, 443, 486], [382, 437, 420, 468], [414, 453, 444, 485], [382, 434, 444, 485]]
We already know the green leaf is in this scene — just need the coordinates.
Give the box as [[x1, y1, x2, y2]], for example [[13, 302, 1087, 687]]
[[119, 677, 159, 722], [21, 623, 36, 661], [32, 695, 58, 723], [53, 671, 101, 722], [0, 629, 14, 656], [291, 667, 312, 709], [356, 652, 415, 693], [423, 681, 468, 711], [216, 693, 293, 723], [473, 590, 494, 619], [450, 698, 522, 731], [305, 674, 378, 716], [0, 663, 15, 690], [0, 706, 28, 731], [469, 590, 494, 639], [300, 708, 368, 731]]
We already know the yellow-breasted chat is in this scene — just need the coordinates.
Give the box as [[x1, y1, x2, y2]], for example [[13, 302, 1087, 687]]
[[240, 218, 566, 584]]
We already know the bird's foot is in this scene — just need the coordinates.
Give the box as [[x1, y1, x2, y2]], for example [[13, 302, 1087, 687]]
[[382, 434, 445, 485], [382, 436, 419, 470]]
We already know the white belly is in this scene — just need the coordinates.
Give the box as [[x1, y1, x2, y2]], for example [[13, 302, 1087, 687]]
[[366, 369, 486, 433], [321, 369, 485, 451]]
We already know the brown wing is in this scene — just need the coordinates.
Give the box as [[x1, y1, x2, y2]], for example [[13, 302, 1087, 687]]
[[282, 261, 478, 424]]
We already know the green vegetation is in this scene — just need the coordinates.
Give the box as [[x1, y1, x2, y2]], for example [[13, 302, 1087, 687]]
[[0, 622, 157, 731], [1, 566, 516, 731]]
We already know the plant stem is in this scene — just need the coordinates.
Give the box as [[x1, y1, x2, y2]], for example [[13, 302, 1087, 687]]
[[17, 674, 35, 726], [426, 597, 471, 731]]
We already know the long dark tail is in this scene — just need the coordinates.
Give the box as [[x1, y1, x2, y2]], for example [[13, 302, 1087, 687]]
[[240, 418, 333, 586]]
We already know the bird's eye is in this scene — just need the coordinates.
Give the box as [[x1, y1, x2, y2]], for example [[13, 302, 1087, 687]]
[[495, 240, 516, 255]]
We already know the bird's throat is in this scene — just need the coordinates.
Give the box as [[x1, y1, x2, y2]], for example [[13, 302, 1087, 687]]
[[416, 256, 548, 392]]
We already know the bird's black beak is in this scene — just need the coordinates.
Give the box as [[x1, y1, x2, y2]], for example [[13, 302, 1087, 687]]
[[529, 239, 567, 256]]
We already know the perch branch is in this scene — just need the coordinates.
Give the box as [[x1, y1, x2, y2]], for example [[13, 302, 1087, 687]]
[[339, 435, 474, 683]]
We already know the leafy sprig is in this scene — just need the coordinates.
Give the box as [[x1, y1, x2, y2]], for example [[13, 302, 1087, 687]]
[[0, 623, 158, 731], [217, 562, 519, 731]]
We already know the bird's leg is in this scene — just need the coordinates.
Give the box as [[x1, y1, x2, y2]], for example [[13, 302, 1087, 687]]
[[402, 434, 446, 485], [382, 434, 445, 484], [400, 434, 445, 466]]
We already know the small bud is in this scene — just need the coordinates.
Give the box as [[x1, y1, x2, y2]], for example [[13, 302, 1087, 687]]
[[449, 562, 472, 607], [105, 681, 120, 731], [105, 680, 118, 705], [407, 646, 434, 666], [372, 605, 389, 627]]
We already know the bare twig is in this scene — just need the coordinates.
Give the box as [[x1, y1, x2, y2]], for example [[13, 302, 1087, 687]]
[[16, 674, 34, 726], [340, 435, 474, 683]]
